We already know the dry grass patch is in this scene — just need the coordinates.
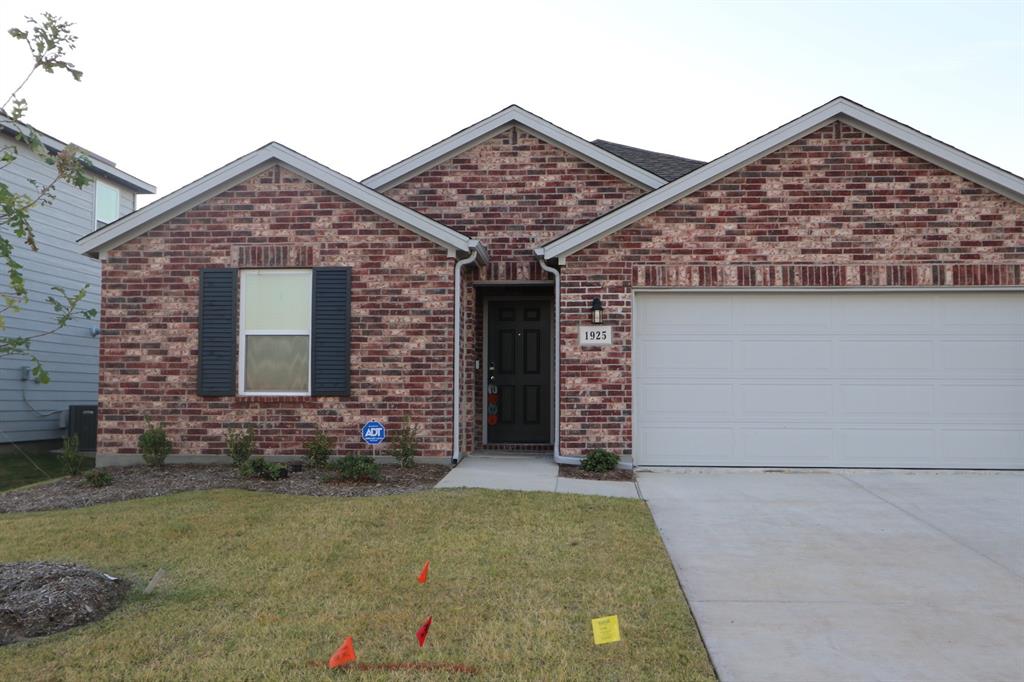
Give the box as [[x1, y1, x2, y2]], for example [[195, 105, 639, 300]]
[[0, 488, 714, 680]]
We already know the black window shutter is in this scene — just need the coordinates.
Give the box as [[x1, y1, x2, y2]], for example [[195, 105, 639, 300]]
[[197, 268, 238, 396], [311, 267, 352, 396]]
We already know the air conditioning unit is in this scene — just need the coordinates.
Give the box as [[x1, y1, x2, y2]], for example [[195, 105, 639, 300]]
[[67, 405, 98, 452]]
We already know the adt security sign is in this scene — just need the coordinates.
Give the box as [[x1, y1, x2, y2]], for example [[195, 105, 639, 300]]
[[361, 421, 386, 446]]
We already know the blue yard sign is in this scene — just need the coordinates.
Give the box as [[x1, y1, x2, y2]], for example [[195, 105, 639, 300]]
[[361, 421, 386, 446]]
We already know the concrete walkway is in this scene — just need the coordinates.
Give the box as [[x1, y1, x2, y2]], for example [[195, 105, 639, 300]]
[[435, 454, 638, 498], [638, 469, 1024, 682]]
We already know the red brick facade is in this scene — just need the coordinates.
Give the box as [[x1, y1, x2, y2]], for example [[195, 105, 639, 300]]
[[99, 166, 456, 458], [558, 122, 1024, 456], [96, 119, 1023, 463], [384, 128, 645, 453]]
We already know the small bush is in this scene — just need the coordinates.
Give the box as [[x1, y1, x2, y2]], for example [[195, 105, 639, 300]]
[[388, 417, 420, 468], [84, 469, 113, 488], [138, 420, 172, 467], [305, 430, 333, 469], [326, 454, 380, 482], [60, 434, 83, 476], [240, 456, 289, 481], [225, 427, 255, 467], [581, 448, 620, 473]]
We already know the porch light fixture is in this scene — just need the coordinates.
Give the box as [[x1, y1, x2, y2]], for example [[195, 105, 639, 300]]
[[590, 297, 604, 324]]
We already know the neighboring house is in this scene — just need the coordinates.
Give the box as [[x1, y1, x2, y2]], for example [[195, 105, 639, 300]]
[[79, 98, 1023, 469], [0, 120, 154, 445]]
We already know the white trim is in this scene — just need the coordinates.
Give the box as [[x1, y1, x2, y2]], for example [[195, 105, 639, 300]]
[[632, 286, 1024, 294], [362, 105, 668, 191], [539, 97, 1024, 261], [78, 142, 474, 257], [238, 269, 312, 397]]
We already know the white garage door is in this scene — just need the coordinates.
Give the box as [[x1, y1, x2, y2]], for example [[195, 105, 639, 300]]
[[633, 292, 1024, 468]]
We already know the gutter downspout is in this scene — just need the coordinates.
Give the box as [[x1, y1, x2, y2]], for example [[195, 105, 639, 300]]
[[452, 241, 484, 465], [535, 251, 578, 465]]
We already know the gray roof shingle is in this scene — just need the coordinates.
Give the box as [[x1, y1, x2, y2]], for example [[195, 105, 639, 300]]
[[591, 139, 704, 182]]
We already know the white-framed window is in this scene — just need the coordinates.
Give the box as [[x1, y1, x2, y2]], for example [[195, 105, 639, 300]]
[[95, 180, 120, 229], [239, 269, 313, 396]]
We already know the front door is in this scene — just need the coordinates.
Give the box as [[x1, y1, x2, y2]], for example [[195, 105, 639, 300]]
[[486, 299, 551, 443]]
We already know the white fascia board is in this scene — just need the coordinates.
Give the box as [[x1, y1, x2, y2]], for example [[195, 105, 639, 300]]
[[0, 119, 156, 194], [539, 97, 1024, 261], [362, 105, 668, 191], [78, 142, 473, 257]]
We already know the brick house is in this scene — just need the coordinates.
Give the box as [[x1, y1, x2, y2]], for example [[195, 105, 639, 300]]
[[79, 98, 1024, 469]]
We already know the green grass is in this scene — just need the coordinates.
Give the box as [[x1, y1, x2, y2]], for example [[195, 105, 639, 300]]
[[0, 448, 94, 491], [0, 489, 715, 681]]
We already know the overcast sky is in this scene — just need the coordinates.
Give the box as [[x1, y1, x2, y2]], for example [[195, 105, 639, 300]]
[[2, 1, 1021, 205]]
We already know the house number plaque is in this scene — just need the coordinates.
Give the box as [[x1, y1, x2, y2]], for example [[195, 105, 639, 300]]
[[579, 325, 612, 347]]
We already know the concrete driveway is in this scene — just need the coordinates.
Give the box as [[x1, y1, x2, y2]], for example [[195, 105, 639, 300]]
[[638, 469, 1024, 682]]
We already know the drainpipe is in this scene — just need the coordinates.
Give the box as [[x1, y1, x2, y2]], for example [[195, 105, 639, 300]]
[[535, 251, 576, 465], [452, 241, 485, 465]]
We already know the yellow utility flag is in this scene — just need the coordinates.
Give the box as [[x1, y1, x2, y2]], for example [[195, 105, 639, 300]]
[[591, 615, 621, 645]]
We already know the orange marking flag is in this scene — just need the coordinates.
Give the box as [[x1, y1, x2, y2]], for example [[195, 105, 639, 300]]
[[417, 560, 430, 584], [328, 636, 357, 669], [416, 616, 433, 647]]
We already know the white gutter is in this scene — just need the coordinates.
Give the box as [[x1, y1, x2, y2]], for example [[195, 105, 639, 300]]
[[452, 240, 488, 464], [536, 254, 579, 465]]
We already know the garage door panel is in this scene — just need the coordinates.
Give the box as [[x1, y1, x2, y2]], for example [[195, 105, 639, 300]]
[[634, 292, 1023, 469], [838, 340, 934, 370], [638, 383, 733, 418], [741, 340, 831, 370], [839, 384, 934, 418], [739, 384, 832, 418]]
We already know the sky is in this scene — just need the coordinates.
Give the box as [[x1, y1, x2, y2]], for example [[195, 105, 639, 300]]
[[1, 0, 1021, 205]]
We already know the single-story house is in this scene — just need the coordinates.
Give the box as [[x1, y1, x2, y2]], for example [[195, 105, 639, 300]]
[[79, 97, 1023, 469]]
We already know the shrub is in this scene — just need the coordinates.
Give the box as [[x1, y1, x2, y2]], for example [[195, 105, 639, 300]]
[[581, 448, 620, 473], [84, 469, 112, 488], [60, 434, 83, 476], [138, 420, 172, 467], [225, 427, 255, 467], [240, 456, 289, 481], [305, 430, 333, 469], [326, 454, 380, 482], [388, 417, 420, 468]]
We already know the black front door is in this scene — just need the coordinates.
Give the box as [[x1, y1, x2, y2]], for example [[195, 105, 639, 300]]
[[486, 299, 551, 443]]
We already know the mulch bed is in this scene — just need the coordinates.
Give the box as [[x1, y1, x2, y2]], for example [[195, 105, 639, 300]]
[[0, 562, 130, 645], [0, 464, 449, 514], [558, 464, 634, 482]]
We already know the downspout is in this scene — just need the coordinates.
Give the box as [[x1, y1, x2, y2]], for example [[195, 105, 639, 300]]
[[452, 241, 484, 465], [536, 251, 576, 465]]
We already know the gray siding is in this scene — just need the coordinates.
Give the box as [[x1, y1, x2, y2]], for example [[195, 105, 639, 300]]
[[0, 138, 138, 444]]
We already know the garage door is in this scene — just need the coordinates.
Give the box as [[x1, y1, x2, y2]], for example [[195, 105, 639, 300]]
[[633, 292, 1024, 468]]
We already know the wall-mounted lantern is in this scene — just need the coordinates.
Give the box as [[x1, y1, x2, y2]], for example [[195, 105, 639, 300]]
[[590, 297, 604, 324]]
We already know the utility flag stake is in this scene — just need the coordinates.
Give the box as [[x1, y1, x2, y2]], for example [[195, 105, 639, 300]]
[[417, 560, 430, 584], [416, 616, 433, 647], [328, 636, 357, 669]]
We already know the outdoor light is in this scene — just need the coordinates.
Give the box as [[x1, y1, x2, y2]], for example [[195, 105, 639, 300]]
[[590, 297, 604, 324]]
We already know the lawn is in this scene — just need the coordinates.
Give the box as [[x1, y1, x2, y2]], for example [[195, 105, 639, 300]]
[[0, 488, 715, 680], [0, 447, 94, 492]]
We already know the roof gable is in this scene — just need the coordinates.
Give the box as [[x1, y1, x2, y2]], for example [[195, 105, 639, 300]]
[[78, 142, 475, 257], [539, 97, 1024, 261], [362, 105, 668, 191]]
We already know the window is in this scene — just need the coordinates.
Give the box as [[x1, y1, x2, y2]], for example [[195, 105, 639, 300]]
[[95, 181, 120, 229], [239, 269, 312, 395]]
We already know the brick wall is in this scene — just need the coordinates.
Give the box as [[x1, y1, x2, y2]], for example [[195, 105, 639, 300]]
[[559, 122, 1024, 456], [99, 166, 456, 459], [385, 127, 645, 450]]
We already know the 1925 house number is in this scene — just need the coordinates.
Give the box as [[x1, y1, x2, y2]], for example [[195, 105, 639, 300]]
[[579, 325, 613, 347]]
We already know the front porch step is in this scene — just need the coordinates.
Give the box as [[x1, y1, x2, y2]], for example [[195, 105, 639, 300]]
[[476, 443, 553, 454]]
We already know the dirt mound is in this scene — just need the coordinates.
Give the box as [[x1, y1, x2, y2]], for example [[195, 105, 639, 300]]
[[0, 562, 130, 645]]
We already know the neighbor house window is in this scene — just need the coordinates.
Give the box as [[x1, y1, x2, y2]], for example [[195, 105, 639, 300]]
[[95, 181, 120, 228], [239, 269, 312, 395]]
